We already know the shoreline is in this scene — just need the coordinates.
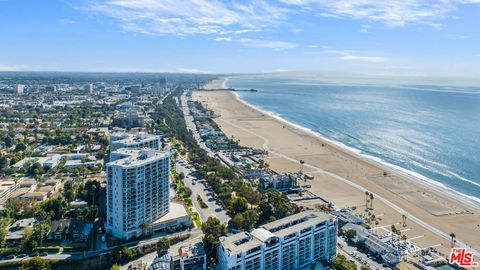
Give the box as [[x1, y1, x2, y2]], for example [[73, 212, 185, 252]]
[[230, 90, 480, 209], [193, 78, 480, 254]]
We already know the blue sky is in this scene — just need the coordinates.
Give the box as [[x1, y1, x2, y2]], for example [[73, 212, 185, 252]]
[[1, 0, 480, 76]]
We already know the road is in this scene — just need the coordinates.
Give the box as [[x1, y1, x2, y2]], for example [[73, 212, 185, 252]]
[[0, 228, 201, 266], [175, 161, 230, 224], [337, 237, 386, 270], [180, 91, 215, 157]]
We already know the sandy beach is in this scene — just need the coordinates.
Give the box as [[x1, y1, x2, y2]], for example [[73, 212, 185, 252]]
[[193, 81, 480, 256]]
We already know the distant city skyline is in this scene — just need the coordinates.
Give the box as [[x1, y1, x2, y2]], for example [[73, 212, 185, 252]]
[[1, 0, 480, 77]]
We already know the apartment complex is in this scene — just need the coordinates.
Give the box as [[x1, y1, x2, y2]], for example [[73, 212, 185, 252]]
[[112, 110, 147, 128], [110, 132, 161, 152], [15, 84, 24, 95], [218, 211, 337, 270], [106, 148, 170, 240]]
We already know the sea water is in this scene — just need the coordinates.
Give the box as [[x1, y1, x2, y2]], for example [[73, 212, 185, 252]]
[[226, 73, 480, 205]]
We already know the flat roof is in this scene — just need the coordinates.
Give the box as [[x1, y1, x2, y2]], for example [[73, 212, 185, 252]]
[[149, 201, 189, 226], [107, 148, 169, 168], [111, 132, 159, 145]]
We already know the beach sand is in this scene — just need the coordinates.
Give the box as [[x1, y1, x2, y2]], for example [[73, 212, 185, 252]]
[[193, 85, 480, 256]]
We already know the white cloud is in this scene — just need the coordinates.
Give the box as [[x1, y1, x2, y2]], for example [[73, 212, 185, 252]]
[[321, 48, 387, 63], [237, 38, 297, 49], [0, 64, 28, 71], [339, 55, 387, 63], [213, 37, 233, 42], [447, 34, 467, 39], [175, 67, 212, 74], [85, 0, 287, 35], [360, 24, 371, 33], [279, 0, 480, 28], [322, 49, 354, 55], [80, 0, 480, 42], [59, 18, 76, 25], [214, 37, 297, 50]]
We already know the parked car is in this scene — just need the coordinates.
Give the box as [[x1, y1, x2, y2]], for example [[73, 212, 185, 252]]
[[39, 252, 48, 257], [16, 254, 27, 258]]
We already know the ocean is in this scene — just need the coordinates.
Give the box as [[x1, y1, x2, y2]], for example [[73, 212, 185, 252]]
[[225, 73, 480, 205]]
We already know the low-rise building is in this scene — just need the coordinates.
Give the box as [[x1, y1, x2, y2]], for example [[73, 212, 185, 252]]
[[0, 180, 20, 204], [64, 159, 97, 169], [332, 209, 365, 226], [48, 219, 71, 241], [47, 219, 93, 243], [12, 155, 61, 170], [148, 201, 191, 233], [218, 211, 337, 270], [87, 127, 110, 139], [342, 223, 401, 266], [171, 242, 207, 270], [5, 217, 36, 247], [260, 173, 296, 191], [70, 199, 88, 209], [19, 191, 48, 202]]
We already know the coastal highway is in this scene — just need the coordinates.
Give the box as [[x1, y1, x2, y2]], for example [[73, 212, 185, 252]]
[[180, 91, 215, 157], [178, 91, 230, 224], [215, 115, 479, 255]]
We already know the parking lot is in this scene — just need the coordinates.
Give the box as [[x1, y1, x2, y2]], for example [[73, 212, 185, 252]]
[[175, 160, 230, 224]]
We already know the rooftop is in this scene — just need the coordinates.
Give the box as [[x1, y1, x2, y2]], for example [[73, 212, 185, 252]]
[[149, 201, 189, 227], [110, 132, 160, 145], [107, 148, 169, 168]]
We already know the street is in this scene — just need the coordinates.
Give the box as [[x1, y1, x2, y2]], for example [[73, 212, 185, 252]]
[[175, 160, 230, 224], [180, 91, 215, 157], [337, 237, 386, 270]]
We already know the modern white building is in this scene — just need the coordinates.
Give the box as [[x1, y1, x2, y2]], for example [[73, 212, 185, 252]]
[[218, 211, 337, 270], [84, 83, 94, 93], [15, 84, 24, 95], [106, 148, 170, 240], [110, 132, 161, 152]]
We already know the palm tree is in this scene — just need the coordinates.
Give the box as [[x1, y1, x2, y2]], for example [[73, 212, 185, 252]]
[[402, 214, 407, 227], [365, 191, 370, 210], [374, 220, 379, 235], [450, 233, 456, 248], [369, 193, 374, 209], [299, 160, 305, 173]]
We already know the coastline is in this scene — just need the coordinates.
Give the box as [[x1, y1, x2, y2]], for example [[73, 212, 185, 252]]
[[230, 91, 480, 208], [193, 79, 480, 255]]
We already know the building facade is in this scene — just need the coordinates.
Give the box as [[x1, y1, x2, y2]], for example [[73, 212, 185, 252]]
[[106, 148, 170, 240], [112, 110, 146, 128], [15, 84, 24, 95], [218, 211, 337, 270]]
